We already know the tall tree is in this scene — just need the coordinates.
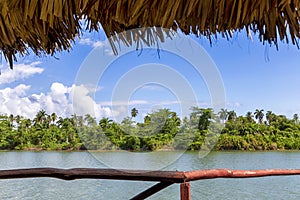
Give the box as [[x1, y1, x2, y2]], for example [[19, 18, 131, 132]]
[[266, 111, 276, 125], [99, 117, 112, 130], [8, 114, 14, 127], [171, 112, 181, 126], [254, 109, 264, 124], [50, 113, 57, 124], [71, 114, 78, 127], [34, 110, 47, 126], [198, 108, 213, 131], [84, 114, 97, 127], [22, 118, 31, 131], [131, 108, 138, 118], [245, 112, 254, 122], [293, 113, 299, 124], [218, 108, 228, 122], [144, 115, 151, 125], [189, 106, 203, 128], [15, 115, 21, 123], [227, 110, 237, 121]]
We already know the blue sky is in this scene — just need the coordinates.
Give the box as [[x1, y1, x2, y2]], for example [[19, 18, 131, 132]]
[[0, 28, 299, 121]]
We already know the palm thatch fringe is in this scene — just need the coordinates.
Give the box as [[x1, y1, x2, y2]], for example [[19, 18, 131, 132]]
[[0, 0, 299, 68]]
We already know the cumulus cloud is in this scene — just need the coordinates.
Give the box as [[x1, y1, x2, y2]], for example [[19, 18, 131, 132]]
[[0, 62, 44, 85], [0, 82, 114, 120], [0, 84, 47, 118], [70, 84, 114, 119], [1, 81, 208, 121]]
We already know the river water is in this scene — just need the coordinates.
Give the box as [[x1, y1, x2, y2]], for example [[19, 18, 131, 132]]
[[0, 151, 299, 199]]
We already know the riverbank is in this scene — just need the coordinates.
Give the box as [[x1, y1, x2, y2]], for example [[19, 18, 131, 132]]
[[1, 108, 299, 152]]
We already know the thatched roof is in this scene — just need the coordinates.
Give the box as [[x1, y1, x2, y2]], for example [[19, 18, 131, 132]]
[[1, 0, 299, 68]]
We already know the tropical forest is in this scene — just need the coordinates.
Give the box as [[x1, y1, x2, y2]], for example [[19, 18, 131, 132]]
[[1, 107, 300, 151]]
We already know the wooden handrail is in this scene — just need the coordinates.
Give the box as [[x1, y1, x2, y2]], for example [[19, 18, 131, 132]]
[[0, 168, 185, 182], [0, 168, 300, 200], [184, 168, 300, 181], [1, 168, 300, 182]]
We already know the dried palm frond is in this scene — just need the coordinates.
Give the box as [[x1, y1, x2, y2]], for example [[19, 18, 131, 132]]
[[0, 0, 299, 68]]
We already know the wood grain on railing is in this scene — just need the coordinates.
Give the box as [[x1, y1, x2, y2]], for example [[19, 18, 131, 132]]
[[1, 168, 300, 200], [0, 168, 300, 182]]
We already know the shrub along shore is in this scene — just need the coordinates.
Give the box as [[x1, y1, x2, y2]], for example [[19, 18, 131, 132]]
[[0, 108, 300, 151]]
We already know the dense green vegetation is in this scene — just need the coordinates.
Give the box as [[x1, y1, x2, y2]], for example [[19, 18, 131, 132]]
[[0, 108, 300, 151]]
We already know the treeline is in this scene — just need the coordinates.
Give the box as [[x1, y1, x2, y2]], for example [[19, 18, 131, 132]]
[[0, 108, 300, 151]]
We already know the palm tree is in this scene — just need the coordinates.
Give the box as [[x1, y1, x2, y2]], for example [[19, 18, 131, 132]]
[[15, 115, 22, 126], [170, 112, 181, 127], [131, 108, 138, 118], [254, 109, 264, 124], [23, 118, 31, 133], [99, 117, 112, 129], [198, 108, 213, 131], [144, 115, 151, 125], [51, 113, 57, 124], [34, 110, 47, 126], [56, 117, 64, 128], [227, 110, 237, 121], [71, 114, 78, 127], [77, 116, 84, 127], [182, 116, 189, 127], [44, 115, 51, 128], [266, 111, 276, 125], [245, 112, 253, 122], [189, 106, 205, 128], [9, 114, 14, 127], [218, 108, 228, 122], [84, 114, 96, 127], [293, 113, 299, 124]]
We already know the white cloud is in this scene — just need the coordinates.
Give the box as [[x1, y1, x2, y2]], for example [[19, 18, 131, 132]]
[[0, 84, 40, 118], [0, 83, 113, 120], [70, 84, 96, 116], [93, 41, 106, 48], [0, 62, 44, 85], [70, 84, 119, 119], [0, 82, 216, 121], [99, 100, 149, 106], [226, 102, 242, 108], [78, 37, 114, 55], [78, 38, 106, 48], [78, 38, 94, 46]]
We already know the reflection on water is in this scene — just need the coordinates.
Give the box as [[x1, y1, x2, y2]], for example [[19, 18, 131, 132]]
[[0, 151, 299, 199]]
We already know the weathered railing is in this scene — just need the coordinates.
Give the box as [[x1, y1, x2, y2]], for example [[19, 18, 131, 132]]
[[0, 168, 300, 199]]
